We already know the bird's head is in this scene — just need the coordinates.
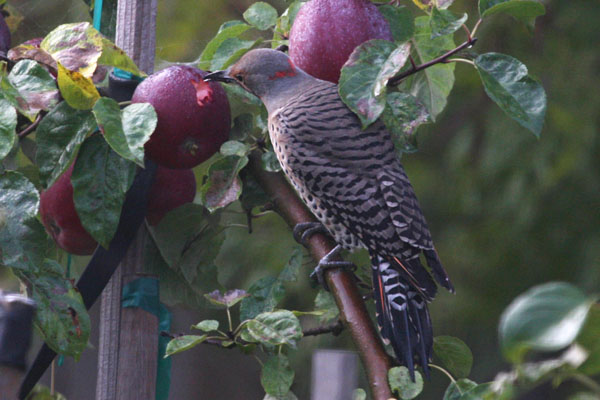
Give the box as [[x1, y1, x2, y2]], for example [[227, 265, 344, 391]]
[[205, 48, 311, 112]]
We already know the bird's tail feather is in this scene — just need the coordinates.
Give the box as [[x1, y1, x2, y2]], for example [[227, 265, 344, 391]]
[[424, 249, 454, 293], [371, 255, 433, 380]]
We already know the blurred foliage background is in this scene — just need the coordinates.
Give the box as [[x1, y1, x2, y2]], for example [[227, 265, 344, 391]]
[[1, 0, 598, 398]]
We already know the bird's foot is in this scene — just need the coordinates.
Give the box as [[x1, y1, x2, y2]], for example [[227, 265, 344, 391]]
[[310, 245, 356, 291], [293, 222, 328, 247]]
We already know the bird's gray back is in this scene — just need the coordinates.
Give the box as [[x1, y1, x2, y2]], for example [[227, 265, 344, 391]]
[[268, 80, 434, 258]]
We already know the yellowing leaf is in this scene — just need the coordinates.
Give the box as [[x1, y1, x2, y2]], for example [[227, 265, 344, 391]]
[[98, 37, 146, 77], [412, 0, 433, 10], [41, 22, 104, 78], [57, 62, 100, 110]]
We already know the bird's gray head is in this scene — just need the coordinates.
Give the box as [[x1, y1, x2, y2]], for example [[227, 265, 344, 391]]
[[205, 48, 312, 112]]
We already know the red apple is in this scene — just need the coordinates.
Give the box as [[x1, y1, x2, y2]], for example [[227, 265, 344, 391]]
[[40, 165, 98, 255], [146, 166, 196, 225], [132, 65, 231, 169], [289, 0, 393, 83]]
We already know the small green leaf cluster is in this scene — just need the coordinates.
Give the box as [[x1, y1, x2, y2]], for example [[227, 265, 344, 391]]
[[395, 282, 600, 399], [164, 249, 338, 399], [338, 0, 548, 161]]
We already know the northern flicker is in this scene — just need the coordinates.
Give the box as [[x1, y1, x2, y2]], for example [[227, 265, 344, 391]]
[[206, 48, 454, 378]]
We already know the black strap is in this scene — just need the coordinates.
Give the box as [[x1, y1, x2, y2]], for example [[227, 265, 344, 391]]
[[18, 157, 157, 399]]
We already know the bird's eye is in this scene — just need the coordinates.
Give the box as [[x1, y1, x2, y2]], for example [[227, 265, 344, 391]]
[[235, 74, 244, 82]]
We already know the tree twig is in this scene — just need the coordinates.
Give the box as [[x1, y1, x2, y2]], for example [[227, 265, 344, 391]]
[[387, 37, 478, 86], [17, 113, 43, 139], [303, 320, 344, 337], [248, 151, 393, 400]]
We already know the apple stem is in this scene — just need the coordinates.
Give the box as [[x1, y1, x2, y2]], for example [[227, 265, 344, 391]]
[[388, 36, 478, 86], [461, 23, 472, 41], [471, 18, 483, 38]]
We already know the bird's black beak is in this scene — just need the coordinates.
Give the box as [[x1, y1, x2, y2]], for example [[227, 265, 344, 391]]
[[204, 70, 236, 83]]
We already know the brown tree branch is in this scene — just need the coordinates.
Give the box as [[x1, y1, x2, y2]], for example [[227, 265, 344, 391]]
[[303, 320, 344, 337], [248, 151, 393, 400], [387, 37, 478, 86]]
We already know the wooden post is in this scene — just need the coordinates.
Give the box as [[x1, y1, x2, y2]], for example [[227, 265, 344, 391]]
[[311, 350, 358, 400], [96, 1, 158, 399]]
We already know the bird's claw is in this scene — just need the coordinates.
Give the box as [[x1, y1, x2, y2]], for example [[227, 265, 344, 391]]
[[293, 222, 328, 246], [309, 245, 356, 291]]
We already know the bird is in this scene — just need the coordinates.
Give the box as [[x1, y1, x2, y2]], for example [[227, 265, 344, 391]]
[[205, 48, 454, 379]]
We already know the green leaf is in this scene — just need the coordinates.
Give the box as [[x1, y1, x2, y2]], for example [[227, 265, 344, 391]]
[[379, 5, 415, 43], [0, 99, 17, 161], [245, 310, 303, 347], [35, 101, 96, 189], [193, 319, 220, 332], [273, 1, 304, 48], [239, 170, 270, 212], [436, 0, 455, 9], [223, 84, 263, 118], [56, 62, 100, 110], [381, 92, 430, 155], [165, 334, 207, 357], [352, 388, 367, 400], [339, 40, 411, 128], [211, 38, 262, 71], [240, 249, 303, 320], [314, 290, 339, 323], [263, 392, 298, 400], [240, 276, 285, 321], [0, 64, 36, 121], [577, 304, 600, 375], [220, 140, 250, 157], [278, 247, 303, 282], [71, 135, 137, 248], [442, 378, 478, 400], [149, 204, 224, 293], [243, 2, 278, 31], [7, 60, 59, 115], [388, 366, 423, 399], [41, 22, 103, 77], [229, 114, 254, 141], [198, 21, 252, 70], [24, 384, 67, 400], [0, 171, 47, 270], [475, 52, 546, 137], [143, 238, 205, 308], [459, 383, 497, 399], [433, 336, 473, 378], [479, 0, 545, 19], [17, 260, 90, 358], [120, 102, 156, 159], [261, 354, 295, 397], [261, 151, 281, 172], [410, 16, 455, 120], [499, 282, 595, 363], [430, 8, 468, 39], [204, 289, 250, 308], [200, 155, 249, 212], [92, 97, 156, 167]]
